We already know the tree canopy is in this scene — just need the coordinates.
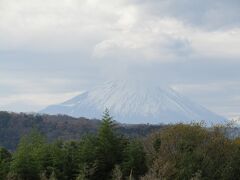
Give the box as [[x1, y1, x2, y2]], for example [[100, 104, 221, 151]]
[[1, 111, 240, 180]]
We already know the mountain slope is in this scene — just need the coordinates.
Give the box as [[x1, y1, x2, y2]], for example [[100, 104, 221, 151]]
[[41, 80, 226, 125]]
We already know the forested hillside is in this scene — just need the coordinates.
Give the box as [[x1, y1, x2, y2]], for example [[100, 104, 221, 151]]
[[0, 111, 164, 151], [0, 110, 240, 179]]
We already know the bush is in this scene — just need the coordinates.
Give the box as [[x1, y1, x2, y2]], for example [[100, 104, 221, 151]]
[[143, 124, 240, 180]]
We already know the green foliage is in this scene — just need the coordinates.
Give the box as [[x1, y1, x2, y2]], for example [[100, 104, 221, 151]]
[[10, 130, 46, 180], [95, 109, 124, 179], [153, 138, 161, 152], [0, 147, 11, 179], [62, 141, 80, 180], [41, 141, 65, 179], [2, 111, 240, 180], [0, 111, 162, 151], [143, 124, 240, 180], [78, 135, 98, 179], [0, 110, 147, 180], [121, 140, 147, 179]]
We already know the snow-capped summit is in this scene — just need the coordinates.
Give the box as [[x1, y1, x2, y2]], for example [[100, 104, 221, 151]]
[[41, 79, 226, 125]]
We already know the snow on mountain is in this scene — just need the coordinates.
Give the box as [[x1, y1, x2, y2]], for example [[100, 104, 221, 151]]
[[40, 79, 226, 125]]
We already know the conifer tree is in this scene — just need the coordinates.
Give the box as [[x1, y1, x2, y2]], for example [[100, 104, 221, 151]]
[[95, 109, 123, 179], [10, 130, 46, 180], [62, 141, 80, 180], [122, 140, 147, 179], [0, 147, 11, 179]]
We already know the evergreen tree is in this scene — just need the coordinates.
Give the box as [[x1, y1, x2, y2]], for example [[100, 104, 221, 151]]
[[45, 141, 65, 179], [78, 135, 98, 179], [121, 140, 147, 180], [10, 130, 46, 180], [62, 141, 80, 180], [0, 147, 11, 179], [95, 109, 123, 179]]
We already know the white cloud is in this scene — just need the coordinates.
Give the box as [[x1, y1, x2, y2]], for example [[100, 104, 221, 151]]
[[93, 17, 193, 62], [131, 0, 240, 30], [0, 0, 240, 116], [191, 28, 240, 59], [172, 81, 240, 118], [0, 92, 81, 112], [1, 0, 239, 62]]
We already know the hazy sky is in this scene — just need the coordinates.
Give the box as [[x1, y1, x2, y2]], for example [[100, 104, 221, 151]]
[[0, 0, 240, 118]]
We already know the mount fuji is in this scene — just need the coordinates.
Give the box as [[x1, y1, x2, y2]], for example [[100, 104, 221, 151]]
[[41, 79, 226, 125]]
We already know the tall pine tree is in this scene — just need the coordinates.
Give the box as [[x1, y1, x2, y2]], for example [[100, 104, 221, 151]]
[[95, 109, 123, 180]]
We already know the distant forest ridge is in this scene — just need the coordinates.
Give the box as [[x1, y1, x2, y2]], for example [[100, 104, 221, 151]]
[[0, 111, 164, 151]]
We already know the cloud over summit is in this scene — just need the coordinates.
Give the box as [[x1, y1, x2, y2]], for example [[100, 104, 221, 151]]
[[0, 0, 240, 118]]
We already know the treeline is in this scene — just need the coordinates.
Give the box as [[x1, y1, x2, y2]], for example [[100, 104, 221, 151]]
[[0, 111, 163, 151], [1, 111, 240, 179], [0, 110, 147, 180]]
